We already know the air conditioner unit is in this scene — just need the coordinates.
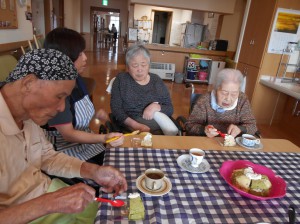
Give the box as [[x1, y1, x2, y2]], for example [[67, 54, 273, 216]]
[[149, 62, 175, 81]]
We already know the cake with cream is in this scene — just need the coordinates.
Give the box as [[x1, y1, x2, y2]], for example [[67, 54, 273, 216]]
[[128, 193, 145, 220], [223, 134, 236, 146], [231, 167, 272, 197], [141, 133, 152, 147]]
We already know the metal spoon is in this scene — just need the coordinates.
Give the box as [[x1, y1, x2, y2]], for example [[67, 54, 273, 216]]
[[94, 197, 125, 207]]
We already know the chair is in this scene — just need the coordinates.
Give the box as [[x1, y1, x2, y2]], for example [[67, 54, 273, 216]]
[[20, 35, 43, 54], [176, 83, 201, 135], [0, 55, 18, 82]]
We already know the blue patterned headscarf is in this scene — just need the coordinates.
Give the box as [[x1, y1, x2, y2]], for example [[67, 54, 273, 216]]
[[5, 48, 78, 83]]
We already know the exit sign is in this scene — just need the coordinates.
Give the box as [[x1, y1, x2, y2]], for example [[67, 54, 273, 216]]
[[102, 0, 108, 6]]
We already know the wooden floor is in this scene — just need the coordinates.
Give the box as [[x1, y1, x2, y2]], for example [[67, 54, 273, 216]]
[[84, 34, 300, 148]]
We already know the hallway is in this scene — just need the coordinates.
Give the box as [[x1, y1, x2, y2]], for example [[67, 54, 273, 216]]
[[83, 34, 300, 147]]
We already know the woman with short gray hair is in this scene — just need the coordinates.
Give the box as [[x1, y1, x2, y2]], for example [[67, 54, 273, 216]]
[[185, 68, 257, 137], [111, 44, 178, 135]]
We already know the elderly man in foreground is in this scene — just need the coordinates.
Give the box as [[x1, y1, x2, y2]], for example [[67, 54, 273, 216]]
[[0, 49, 127, 224]]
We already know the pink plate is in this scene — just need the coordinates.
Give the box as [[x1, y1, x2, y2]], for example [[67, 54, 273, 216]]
[[219, 160, 286, 200]]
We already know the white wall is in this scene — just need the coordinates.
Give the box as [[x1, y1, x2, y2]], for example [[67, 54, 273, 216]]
[[130, 0, 236, 14], [64, 0, 81, 32], [134, 4, 192, 46], [31, 0, 45, 36], [0, 2, 33, 44], [191, 11, 205, 25]]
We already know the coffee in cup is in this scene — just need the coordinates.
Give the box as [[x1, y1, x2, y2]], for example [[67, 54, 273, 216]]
[[189, 148, 205, 167], [242, 134, 260, 147], [144, 168, 164, 191]]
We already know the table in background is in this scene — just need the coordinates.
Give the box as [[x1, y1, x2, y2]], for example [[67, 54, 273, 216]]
[[95, 147, 300, 224], [120, 136, 300, 152]]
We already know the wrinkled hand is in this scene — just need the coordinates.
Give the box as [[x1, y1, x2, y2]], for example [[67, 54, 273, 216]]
[[45, 183, 95, 214], [95, 109, 109, 122], [227, 124, 241, 137], [92, 166, 128, 197], [105, 132, 124, 146], [143, 103, 160, 120], [136, 123, 150, 132], [204, 125, 219, 138]]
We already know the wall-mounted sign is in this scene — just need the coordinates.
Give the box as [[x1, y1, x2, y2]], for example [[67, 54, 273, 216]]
[[102, 0, 108, 6]]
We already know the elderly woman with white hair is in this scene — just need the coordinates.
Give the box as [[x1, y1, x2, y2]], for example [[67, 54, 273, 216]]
[[185, 68, 258, 138]]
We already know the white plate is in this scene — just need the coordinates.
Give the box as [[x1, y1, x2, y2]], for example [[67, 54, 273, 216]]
[[177, 154, 210, 173], [136, 174, 172, 196], [236, 137, 263, 150]]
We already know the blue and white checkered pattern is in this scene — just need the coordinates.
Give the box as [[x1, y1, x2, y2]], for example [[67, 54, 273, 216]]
[[95, 148, 300, 224]]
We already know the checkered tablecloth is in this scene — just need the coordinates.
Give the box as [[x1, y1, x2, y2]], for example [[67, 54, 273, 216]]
[[95, 148, 300, 224]]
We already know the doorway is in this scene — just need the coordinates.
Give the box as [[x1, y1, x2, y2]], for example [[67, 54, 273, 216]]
[[152, 11, 172, 44]]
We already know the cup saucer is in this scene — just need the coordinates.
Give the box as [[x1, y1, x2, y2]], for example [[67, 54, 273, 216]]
[[177, 154, 210, 173], [136, 174, 172, 196], [236, 137, 263, 150]]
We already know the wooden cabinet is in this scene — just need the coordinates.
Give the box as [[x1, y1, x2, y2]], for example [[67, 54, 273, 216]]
[[239, 0, 277, 67], [236, 62, 259, 102], [238, 0, 277, 101]]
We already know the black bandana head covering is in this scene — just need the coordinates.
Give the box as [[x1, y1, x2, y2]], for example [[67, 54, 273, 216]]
[[5, 48, 78, 83]]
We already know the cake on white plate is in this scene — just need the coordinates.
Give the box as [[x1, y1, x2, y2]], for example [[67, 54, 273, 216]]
[[223, 134, 236, 146]]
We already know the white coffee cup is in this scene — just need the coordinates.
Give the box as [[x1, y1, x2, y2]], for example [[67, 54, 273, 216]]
[[144, 168, 164, 191], [242, 134, 260, 147], [189, 148, 205, 167]]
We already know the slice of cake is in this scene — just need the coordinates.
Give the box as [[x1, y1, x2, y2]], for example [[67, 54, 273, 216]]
[[128, 193, 145, 221], [231, 167, 272, 197], [249, 175, 272, 196], [231, 169, 251, 192], [141, 133, 152, 147], [223, 134, 236, 146]]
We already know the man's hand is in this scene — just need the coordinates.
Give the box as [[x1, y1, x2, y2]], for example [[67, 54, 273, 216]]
[[227, 124, 241, 137], [45, 183, 95, 214], [81, 164, 128, 197], [143, 103, 161, 120], [0, 183, 96, 224]]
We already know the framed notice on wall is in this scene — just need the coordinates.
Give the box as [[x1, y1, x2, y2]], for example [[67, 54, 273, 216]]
[[0, 0, 18, 29], [128, 28, 138, 41], [268, 8, 300, 54]]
